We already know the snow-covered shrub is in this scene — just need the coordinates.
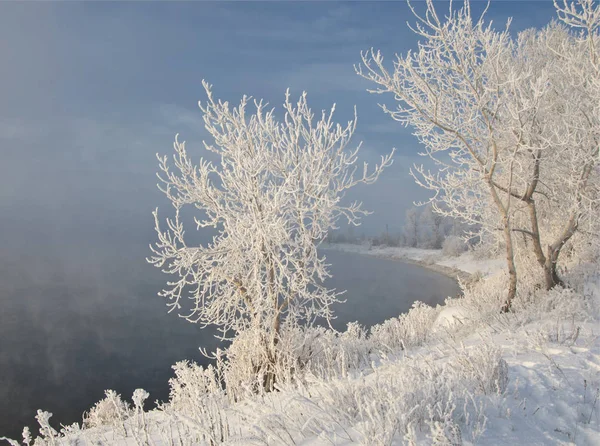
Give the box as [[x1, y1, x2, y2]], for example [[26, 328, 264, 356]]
[[470, 241, 501, 261], [370, 301, 441, 352], [452, 274, 507, 320], [217, 325, 318, 400], [168, 361, 225, 409], [450, 343, 509, 395], [163, 323, 370, 412], [516, 286, 591, 322], [425, 413, 463, 446], [505, 256, 600, 333], [432, 305, 470, 332], [442, 236, 468, 257], [219, 321, 376, 399], [244, 341, 505, 445], [335, 322, 373, 372], [132, 388, 149, 411], [165, 361, 230, 444], [209, 329, 268, 401], [82, 390, 130, 429], [422, 255, 437, 266], [563, 259, 600, 318], [35, 410, 58, 444], [22, 427, 32, 446], [513, 285, 595, 351]]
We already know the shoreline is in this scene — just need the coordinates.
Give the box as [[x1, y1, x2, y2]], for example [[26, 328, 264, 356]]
[[382, 254, 472, 283], [321, 243, 479, 285]]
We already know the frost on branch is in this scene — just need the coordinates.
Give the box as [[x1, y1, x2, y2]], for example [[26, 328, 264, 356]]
[[82, 390, 131, 429], [357, 0, 600, 310], [148, 82, 393, 386]]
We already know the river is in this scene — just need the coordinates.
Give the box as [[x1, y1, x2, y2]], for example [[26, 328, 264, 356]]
[[0, 243, 459, 439]]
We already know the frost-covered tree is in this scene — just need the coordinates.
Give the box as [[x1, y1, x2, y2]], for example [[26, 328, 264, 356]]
[[357, 0, 600, 310], [419, 203, 445, 249], [149, 82, 393, 389], [501, 1, 600, 290], [357, 0, 519, 308], [403, 207, 420, 248]]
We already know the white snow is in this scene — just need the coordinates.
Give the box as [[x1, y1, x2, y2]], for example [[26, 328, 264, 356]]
[[322, 242, 505, 279]]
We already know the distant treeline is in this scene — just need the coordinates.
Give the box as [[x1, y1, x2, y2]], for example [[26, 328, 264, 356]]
[[325, 204, 476, 256]]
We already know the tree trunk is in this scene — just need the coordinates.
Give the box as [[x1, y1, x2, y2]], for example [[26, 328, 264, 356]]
[[525, 199, 571, 290], [262, 312, 280, 392], [527, 201, 547, 269], [262, 253, 280, 392], [542, 208, 579, 290], [488, 177, 518, 313], [501, 215, 518, 313], [543, 249, 564, 290]]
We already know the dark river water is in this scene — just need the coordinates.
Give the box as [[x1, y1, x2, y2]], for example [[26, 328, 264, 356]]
[[0, 242, 459, 440]]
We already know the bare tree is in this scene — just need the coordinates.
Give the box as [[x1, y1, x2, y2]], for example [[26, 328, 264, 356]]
[[419, 204, 444, 249], [149, 82, 393, 389], [357, 0, 600, 310], [504, 1, 600, 290], [403, 208, 420, 248], [357, 0, 520, 309]]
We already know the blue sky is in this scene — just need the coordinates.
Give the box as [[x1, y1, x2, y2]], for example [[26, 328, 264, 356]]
[[0, 1, 559, 238]]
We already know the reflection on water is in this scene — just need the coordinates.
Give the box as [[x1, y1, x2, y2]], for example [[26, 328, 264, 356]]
[[0, 240, 458, 439]]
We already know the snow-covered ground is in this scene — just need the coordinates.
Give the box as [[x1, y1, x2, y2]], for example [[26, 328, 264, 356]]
[[3, 247, 599, 445], [321, 242, 505, 279]]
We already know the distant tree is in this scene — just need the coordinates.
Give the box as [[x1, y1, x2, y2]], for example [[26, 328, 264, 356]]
[[376, 227, 400, 247], [358, 0, 600, 310], [442, 236, 469, 257], [419, 204, 444, 249], [403, 208, 420, 248], [149, 82, 393, 389]]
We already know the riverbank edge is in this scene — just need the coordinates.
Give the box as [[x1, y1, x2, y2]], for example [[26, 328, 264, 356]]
[[321, 243, 486, 285]]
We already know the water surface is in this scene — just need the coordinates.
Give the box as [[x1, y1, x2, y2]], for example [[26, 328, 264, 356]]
[[0, 241, 458, 439], [324, 249, 460, 330]]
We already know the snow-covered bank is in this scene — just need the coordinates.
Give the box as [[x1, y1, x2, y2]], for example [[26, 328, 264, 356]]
[[321, 243, 505, 282]]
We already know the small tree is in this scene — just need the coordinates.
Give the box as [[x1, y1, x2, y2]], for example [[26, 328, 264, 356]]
[[149, 82, 393, 389]]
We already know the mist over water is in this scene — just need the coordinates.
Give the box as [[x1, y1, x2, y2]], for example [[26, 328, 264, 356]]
[[0, 159, 458, 439], [0, 214, 459, 440], [0, 222, 216, 438]]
